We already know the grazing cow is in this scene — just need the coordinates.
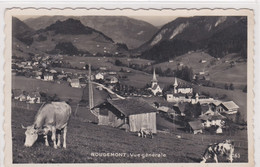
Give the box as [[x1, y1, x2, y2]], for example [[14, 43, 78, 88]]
[[200, 140, 235, 163], [22, 102, 71, 149], [137, 128, 153, 139]]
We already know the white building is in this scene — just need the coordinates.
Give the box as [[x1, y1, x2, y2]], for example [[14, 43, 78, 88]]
[[70, 79, 81, 88], [95, 73, 104, 80], [148, 69, 162, 96]]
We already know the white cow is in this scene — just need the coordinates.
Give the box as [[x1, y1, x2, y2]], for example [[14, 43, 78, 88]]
[[200, 140, 238, 163], [22, 102, 71, 149]]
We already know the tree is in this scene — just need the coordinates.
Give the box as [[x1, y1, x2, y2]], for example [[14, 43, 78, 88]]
[[115, 59, 123, 66], [194, 102, 202, 118], [225, 83, 229, 90], [229, 83, 234, 90]]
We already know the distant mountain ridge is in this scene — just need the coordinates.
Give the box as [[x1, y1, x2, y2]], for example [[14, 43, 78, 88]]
[[138, 16, 247, 62], [13, 17, 128, 56], [24, 16, 158, 49]]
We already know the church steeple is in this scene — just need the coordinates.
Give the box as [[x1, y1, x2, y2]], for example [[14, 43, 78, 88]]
[[173, 77, 178, 94], [151, 68, 158, 87]]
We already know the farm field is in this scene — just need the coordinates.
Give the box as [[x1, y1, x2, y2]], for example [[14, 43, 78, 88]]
[[145, 52, 247, 89], [12, 106, 248, 163], [12, 75, 83, 102]]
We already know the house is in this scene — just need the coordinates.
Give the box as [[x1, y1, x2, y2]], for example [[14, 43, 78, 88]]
[[199, 111, 226, 128], [95, 73, 104, 80], [200, 60, 207, 63], [70, 79, 81, 88], [218, 101, 239, 114], [49, 69, 57, 74], [95, 98, 157, 133], [12, 89, 23, 100], [148, 69, 162, 95], [105, 76, 118, 84], [187, 120, 203, 134], [27, 92, 41, 103], [79, 78, 87, 88], [43, 73, 53, 81], [12, 89, 27, 102], [99, 67, 107, 71], [178, 62, 184, 66], [203, 75, 210, 81]]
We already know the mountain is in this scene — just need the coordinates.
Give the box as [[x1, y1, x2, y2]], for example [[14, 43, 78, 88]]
[[18, 18, 128, 56], [12, 17, 35, 46], [138, 16, 247, 62], [24, 16, 158, 49]]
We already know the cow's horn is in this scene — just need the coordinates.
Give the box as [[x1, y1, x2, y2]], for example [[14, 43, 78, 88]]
[[21, 124, 27, 129]]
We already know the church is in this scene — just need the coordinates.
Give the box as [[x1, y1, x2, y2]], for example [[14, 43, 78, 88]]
[[148, 69, 163, 96], [166, 77, 194, 102]]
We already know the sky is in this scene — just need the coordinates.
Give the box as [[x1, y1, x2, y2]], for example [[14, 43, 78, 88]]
[[18, 15, 177, 27], [129, 16, 177, 27]]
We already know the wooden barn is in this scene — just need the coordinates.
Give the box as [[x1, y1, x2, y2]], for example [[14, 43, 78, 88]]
[[95, 98, 157, 133]]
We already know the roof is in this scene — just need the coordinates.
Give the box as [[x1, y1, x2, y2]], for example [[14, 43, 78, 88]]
[[71, 78, 80, 83], [188, 120, 203, 130], [107, 98, 157, 116], [201, 104, 210, 113], [221, 101, 239, 110], [28, 91, 41, 98], [157, 106, 175, 113], [13, 89, 23, 97], [212, 101, 221, 106], [151, 84, 160, 90], [199, 112, 226, 121]]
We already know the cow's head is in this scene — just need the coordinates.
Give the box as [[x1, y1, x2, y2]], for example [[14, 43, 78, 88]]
[[22, 124, 44, 147]]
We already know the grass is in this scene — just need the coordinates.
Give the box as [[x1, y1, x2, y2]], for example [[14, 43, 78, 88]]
[[12, 75, 83, 102], [12, 106, 248, 163]]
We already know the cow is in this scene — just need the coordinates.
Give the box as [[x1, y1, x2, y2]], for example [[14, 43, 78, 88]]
[[22, 101, 71, 149], [137, 128, 153, 139], [200, 140, 237, 163]]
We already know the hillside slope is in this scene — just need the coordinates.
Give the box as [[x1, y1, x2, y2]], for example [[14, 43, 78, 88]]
[[24, 16, 158, 49], [138, 16, 247, 62], [14, 18, 128, 56]]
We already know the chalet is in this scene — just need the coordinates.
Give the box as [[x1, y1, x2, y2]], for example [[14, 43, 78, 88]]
[[200, 60, 207, 63], [43, 73, 53, 81], [187, 120, 203, 134], [12, 89, 27, 102], [49, 69, 57, 74], [12, 89, 23, 100], [203, 75, 210, 81], [148, 69, 162, 96], [99, 67, 107, 71], [218, 101, 239, 114], [199, 111, 226, 128], [70, 79, 81, 88], [57, 74, 67, 81], [105, 76, 118, 84], [95, 98, 157, 133], [27, 91, 41, 103], [95, 73, 104, 80], [178, 62, 184, 66], [79, 78, 87, 88]]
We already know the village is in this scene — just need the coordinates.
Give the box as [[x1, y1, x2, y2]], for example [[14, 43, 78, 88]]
[[11, 53, 242, 136], [9, 15, 250, 163]]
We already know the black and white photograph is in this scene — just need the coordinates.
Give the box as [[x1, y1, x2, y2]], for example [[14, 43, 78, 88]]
[[4, 9, 254, 165]]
